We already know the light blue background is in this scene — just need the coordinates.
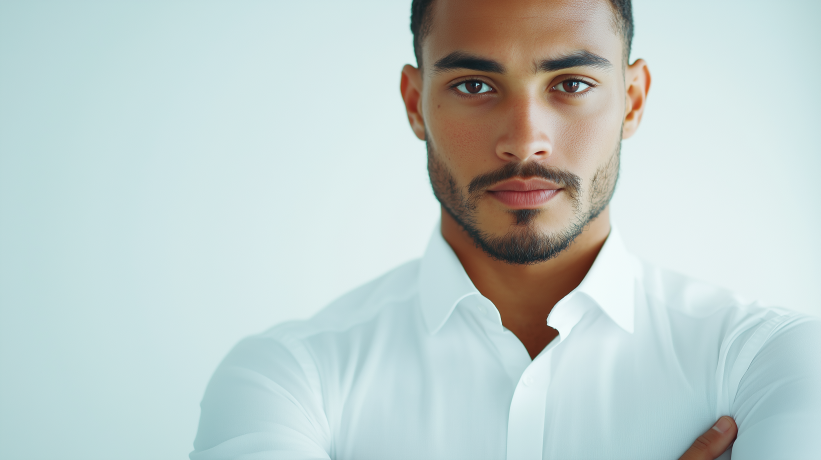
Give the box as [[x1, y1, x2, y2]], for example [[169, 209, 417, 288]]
[[1, 1, 819, 458]]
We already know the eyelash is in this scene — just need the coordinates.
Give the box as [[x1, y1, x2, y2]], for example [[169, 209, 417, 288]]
[[448, 77, 598, 99], [449, 78, 495, 99], [554, 78, 597, 98]]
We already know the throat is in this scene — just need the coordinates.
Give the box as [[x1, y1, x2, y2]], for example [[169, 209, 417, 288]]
[[510, 324, 560, 360]]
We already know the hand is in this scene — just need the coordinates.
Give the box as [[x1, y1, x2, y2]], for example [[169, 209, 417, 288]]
[[678, 416, 738, 460]]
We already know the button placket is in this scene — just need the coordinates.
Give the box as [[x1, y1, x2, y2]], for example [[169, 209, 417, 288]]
[[506, 338, 561, 460]]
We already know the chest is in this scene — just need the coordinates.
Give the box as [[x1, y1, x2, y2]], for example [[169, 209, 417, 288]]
[[328, 334, 717, 460]]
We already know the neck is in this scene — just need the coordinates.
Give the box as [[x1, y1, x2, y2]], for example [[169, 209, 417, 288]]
[[440, 207, 611, 358]]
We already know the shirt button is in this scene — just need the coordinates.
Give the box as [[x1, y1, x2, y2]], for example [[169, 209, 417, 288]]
[[522, 375, 535, 387]]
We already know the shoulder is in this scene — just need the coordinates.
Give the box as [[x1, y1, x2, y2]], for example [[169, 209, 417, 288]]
[[265, 257, 421, 340], [634, 257, 818, 369], [635, 258, 821, 403], [636, 258, 813, 334], [638, 259, 750, 318], [196, 258, 423, 441], [228, 258, 422, 365]]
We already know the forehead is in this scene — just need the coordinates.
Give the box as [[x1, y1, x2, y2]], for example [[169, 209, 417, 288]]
[[424, 0, 622, 69]]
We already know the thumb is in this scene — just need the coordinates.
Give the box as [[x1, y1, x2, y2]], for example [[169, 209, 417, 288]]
[[679, 416, 738, 460]]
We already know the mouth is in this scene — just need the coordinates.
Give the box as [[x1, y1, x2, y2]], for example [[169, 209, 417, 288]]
[[487, 178, 562, 209]]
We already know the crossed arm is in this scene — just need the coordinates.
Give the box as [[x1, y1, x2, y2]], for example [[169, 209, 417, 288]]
[[191, 319, 821, 459]]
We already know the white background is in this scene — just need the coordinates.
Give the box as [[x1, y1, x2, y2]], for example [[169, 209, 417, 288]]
[[1, 1, 819, 458]]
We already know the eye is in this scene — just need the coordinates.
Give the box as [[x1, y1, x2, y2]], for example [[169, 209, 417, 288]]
[[552, 79, 593, 94], [454, 80, 493, 95]]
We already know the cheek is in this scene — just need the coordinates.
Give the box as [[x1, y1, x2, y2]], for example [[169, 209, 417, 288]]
[[426, 103, 499, 185], [553, 92, 623, 173]]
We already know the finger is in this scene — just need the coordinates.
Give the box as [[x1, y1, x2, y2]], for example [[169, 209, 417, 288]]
[[678, 416, 738, 460]]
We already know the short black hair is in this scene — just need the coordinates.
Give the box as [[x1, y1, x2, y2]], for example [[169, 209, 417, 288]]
[[410, 0, 634, 69]]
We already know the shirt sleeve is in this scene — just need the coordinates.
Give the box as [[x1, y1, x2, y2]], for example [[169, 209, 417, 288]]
[[730, 316, 821, 459], [190, 334, 332, 460]]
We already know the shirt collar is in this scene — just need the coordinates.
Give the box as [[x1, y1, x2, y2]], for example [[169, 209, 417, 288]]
[[419, 222, 481, 335], [418, 222, 635, 336], [552, 225, 636, 335]]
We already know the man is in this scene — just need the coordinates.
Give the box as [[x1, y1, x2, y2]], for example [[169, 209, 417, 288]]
[[191, 0, 821, 458]]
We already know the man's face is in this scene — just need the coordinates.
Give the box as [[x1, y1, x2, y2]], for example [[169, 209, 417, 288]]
[[407, 0, 639, 264]]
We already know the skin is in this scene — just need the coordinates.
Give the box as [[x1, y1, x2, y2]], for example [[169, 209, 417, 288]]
[[400, 0, 649, 359], [399, 0, 738, 457]]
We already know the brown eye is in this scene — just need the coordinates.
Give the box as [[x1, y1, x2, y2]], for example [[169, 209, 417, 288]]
[[553, 79, 592, 94], [455, 80, 492, 95], [563, 81, 580, 92]]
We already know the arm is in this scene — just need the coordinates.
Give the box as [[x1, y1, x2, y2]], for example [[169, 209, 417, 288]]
[[190, 335, 332, 460], [730, 317, 821, 459]]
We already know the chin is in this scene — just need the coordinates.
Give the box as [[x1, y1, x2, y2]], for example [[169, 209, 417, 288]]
[[479, 207, 565, 235]]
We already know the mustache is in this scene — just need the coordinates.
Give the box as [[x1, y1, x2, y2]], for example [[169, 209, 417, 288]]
[[467, 161, 582, 197]]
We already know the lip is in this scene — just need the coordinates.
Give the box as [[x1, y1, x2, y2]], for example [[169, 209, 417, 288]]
[[488, 178, 561, 192], [487, 178, 562, 209]]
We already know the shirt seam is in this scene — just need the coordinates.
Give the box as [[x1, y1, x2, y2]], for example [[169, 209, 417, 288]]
[[728, 313, 813, 410]]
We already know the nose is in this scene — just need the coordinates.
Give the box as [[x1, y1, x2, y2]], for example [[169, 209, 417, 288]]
[[495, 99, 552, 163]]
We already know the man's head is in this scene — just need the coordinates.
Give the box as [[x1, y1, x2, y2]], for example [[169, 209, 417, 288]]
[[400, 0, 650, 265]]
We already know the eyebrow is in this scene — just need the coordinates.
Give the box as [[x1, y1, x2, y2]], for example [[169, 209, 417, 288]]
[[432, 51, 505, 74], [537, 50, 613, 72], [431, 50, 612, 75]]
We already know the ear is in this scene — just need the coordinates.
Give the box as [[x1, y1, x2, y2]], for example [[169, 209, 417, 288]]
[[621, 58, 651, 140], [400, 64, 426, 141]]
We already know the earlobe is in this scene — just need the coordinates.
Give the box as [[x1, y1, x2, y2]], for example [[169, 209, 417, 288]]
[[400, 64, 426, 141], [621, 59, 651, 140]]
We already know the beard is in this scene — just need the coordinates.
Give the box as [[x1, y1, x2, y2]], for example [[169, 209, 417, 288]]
[[426, 136, 621, 265]]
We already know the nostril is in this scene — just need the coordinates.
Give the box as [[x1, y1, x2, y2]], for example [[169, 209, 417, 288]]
[[497, 146, 551, 162]]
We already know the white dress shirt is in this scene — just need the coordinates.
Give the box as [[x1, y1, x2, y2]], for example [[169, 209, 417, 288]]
[[191, 225, 821, 460]]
